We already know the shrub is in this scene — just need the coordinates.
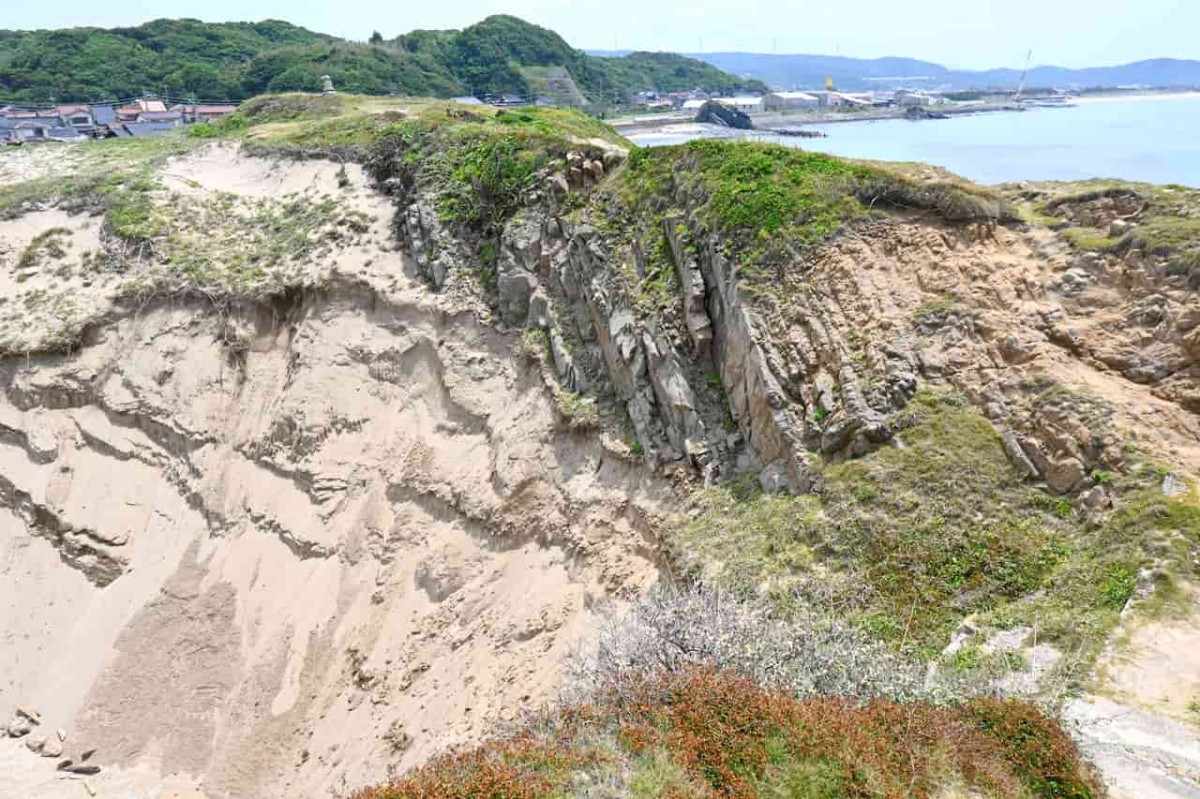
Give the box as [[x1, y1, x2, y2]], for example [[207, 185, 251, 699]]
[[356, 667, 1101, 799], [569, 583, 950, 705], [186, 122, 221, 138], [520, 328, 550, 361], [969, 697, 1100, 799]]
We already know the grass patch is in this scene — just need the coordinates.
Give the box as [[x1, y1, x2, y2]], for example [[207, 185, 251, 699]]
[[1028, 179, 1200, 272], [1061, 227, 1114, 251], [607, 139, 1011, 295], [912, 295, 960, 328], [555, 390, 600, 430], [674, 392, 1197, 666], [16, 227, 70, 271], [520, 328, 550, 361]]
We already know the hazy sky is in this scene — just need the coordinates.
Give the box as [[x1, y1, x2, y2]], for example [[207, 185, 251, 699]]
[[4, 0, 1195, 70]]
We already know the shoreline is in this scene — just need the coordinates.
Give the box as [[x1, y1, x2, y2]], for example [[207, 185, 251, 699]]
[[612, 89, 1200, 138]]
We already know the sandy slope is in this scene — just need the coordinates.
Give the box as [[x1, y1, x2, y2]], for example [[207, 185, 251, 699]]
[[0, 146, 670, 798]]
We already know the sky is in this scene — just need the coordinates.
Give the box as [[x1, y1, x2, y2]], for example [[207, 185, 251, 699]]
[[3, 0, 1195, 70]]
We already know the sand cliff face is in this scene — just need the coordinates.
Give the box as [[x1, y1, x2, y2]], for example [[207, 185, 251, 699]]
[[0, 134, 1198, 799], [0, 148, 669, 798]]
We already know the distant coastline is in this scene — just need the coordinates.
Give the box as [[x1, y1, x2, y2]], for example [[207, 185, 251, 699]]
[[1073, 89, 1200, 104], [612, 89, 1200, 139], [624, 93, 1200, 187]]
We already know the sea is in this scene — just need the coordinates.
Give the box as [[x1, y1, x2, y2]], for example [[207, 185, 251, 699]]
[[625, 93, 1200, 186]]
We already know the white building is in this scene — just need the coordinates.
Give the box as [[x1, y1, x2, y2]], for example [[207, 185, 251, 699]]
[[763, 91, 819, 110], [715, 96, 764, 114], [807, 91, 845, 108], [894, 90, 945, 107], [681, 99, 707, 111]]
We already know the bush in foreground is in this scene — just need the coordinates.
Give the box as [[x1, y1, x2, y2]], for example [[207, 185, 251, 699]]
[[352, 667, 1100, 799]]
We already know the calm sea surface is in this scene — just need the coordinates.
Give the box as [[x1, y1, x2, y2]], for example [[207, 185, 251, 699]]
[[626, 94, 1200, 186]]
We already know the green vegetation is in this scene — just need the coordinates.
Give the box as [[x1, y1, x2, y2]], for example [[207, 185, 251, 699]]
[[227, 98, 622, 245], [16, 227, 70, 271], [0, 134, 198, 220], [398, 16, 765, 103], [352, 668, 1100, 799], [554, 391, 600, 429], [610, 140, 1011, 287], [0, 124, 374, 355], [118, 191, 371, 298], [912, 295, 960, 328], [1031, 179, 1200, 275], [672, 392, 1199, 665], [0, 19, 330, 103], [0, 15, 762, 105], [521, 328, 551, 362]]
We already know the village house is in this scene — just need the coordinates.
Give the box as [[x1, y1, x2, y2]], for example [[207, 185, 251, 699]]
[[2, 96, 242, 144], [91, 104, 118, 127], [0, 117, 86, 143], [137, 110, 184, 125], [56, 105, 95, 130]]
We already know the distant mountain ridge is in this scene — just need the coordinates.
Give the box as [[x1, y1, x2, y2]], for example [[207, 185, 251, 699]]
[[0, 15, 764, 105], [589, 50, 1200, 91]]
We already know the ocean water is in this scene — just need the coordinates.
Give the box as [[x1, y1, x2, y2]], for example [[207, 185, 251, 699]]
[[627, 94, 1200, 186]]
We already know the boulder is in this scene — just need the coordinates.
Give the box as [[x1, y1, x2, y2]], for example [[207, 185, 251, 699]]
[[1044, 457, 1087, 494], [1081, 486, 1111, 511], [601, 149, 625, 171], [1162, 474, 1188, 498], [545, 173, 569, 201], [6, 716, 32, 738], [1002, 431, 1039, 478], [582, 159, 604, 183], [526, 290, 552, 330], [757, 461, 791, 494]]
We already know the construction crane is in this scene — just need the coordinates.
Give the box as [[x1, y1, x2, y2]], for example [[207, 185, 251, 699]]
[[1014, 49, 1033, 103]]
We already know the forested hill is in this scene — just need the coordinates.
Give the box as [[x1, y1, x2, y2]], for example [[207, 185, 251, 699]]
[[0, 15, 765, 105]]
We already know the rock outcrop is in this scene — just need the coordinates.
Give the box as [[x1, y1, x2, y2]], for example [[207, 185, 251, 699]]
[[695, 100, 754, 129]]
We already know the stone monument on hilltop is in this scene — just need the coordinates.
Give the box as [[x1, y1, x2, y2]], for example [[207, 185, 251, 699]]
[[321, 75, 336, 95]]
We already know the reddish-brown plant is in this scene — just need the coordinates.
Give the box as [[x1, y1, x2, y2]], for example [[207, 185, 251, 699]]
[[350, 668, 1102, 799]]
